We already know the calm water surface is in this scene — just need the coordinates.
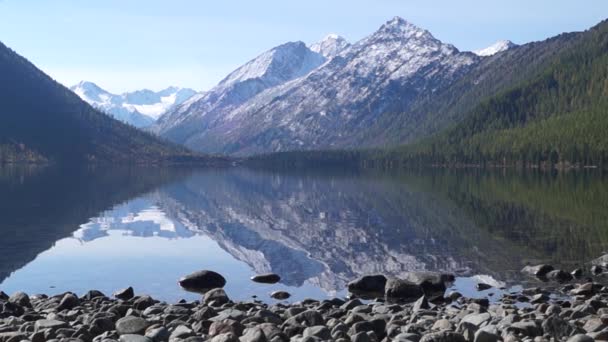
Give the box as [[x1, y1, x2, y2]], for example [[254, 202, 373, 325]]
[[0, 166, 606, 302]]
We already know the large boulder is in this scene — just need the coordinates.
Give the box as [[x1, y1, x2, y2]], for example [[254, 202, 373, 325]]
[[347, 275, 387, 296], [401, 272, 454, 296], [521, 265, 554, 278], [385, 278, 423, 300], [179, 270, 226, 293]]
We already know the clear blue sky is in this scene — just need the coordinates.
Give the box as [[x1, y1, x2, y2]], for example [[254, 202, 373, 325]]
[[1, 0, 606, 93]]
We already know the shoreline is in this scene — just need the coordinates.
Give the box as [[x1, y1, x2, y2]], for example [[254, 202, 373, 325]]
[[2, 268, 608, 342]]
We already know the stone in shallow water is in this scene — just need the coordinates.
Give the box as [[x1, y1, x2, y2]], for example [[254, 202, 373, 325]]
[[347, 275, 387, 295], [179, 270, 226, 292], [385, 278, 423, 300], [521, 264, 554, 277], [546, 269, 573, 283], [270, 291, 291, 300], [251, 273, 281, 284]]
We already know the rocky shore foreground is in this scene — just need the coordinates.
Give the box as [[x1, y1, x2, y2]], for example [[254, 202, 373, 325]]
[[3, 259, 608, 342]]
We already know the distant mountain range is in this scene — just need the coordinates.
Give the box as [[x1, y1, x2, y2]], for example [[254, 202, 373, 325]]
[[0, 41, 221, 164], [153, 17, 517, 156], [70, 81, 197, 128]]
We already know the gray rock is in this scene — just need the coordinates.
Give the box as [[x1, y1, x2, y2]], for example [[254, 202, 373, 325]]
[[420, 331, 465, 342], [116, 317, 149, 335], [114, 287, 135, 300], [211, 334, 239, 342], [412, 296, 429, 312], [179, 270, 226, 292], [393, 333, 421, 342], [8, 292, 30, 307], [170, 325, 194, 340], [145, 327, 170, 342], [0, 332, 27, 342], [567, 334, 594, 342], [34, 319, 69, 331], [251, 274, 281, 284], [119, 335, 153, 342], [546, 269, 574, 283], [303, 326, 330, 340], [473, 326, 499, 342], [204, 288, 230, 306], [347, 275, 387, 295], [542, 316, 573, 339], [57, 292, 80, 311], [385, 278, 423, 300], [460, 312, 491, 327], [351, 332, 371, 342], [341, 299, 363, 311], [401, 272, 453, 296], [522, 265, 554, 277], [507, 320, 542, 337], [270, 291, 291, 300]]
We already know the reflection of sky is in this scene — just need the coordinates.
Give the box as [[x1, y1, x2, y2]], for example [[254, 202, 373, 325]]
[[0, 196, 339, 302]]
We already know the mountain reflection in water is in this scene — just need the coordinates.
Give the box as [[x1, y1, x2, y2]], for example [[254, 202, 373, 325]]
[[0, 166, 606, 301]]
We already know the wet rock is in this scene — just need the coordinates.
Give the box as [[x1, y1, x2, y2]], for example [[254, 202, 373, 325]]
[[591, 265, 603, 275], [385, 279, 423, 300], [546, 269, 573, 283], [114, 287, 135, 300], [401, 272, 453, 296], [179, 270, 226, 292], [522, 265, 554, 278], [571, 268, 584, 278], [347, 275, 387, 295], [303, 326, 331, 340], [251, 273, 281, 284], [412, 296, 430, 312], [476, 283, 492, 291], [270, 291, 291, 300]]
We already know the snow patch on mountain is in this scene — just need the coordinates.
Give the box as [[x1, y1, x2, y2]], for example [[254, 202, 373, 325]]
[[473, 40, 517, 56], [70, 81, 197, 127], [309, 34, 350, 58]]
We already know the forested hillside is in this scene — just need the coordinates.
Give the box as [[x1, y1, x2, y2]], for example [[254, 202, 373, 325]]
[[0, 42, 220, 165], [388, 19, 608, 169]]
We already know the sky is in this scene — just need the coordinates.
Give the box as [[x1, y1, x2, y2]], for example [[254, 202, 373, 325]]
[[0, 0, 606, 93]]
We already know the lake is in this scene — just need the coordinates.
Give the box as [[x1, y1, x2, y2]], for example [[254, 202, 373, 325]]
[[0, 165, 606, 303]]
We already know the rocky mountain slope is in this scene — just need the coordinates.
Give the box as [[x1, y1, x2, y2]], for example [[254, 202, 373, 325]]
[[70, 81, 196, 128], [156, 17, 479, 155], [153, 41, 327, 145]]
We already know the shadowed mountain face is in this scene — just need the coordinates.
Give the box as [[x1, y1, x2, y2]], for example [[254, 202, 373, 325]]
[[1, 167, 606, 296]]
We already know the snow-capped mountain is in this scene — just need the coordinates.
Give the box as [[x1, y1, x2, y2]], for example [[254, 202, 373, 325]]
[[309, 34, 350, 58], [473, 40, 517, 56], [71, 81, 197, 128], [153, 41, 326, 142], [156, 17, 479, 155]]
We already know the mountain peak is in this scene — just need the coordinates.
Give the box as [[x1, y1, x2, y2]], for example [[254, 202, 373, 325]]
[[309, 34, 350, 58], [376, 16, 432, 40], [474, 40, 517, 56]]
